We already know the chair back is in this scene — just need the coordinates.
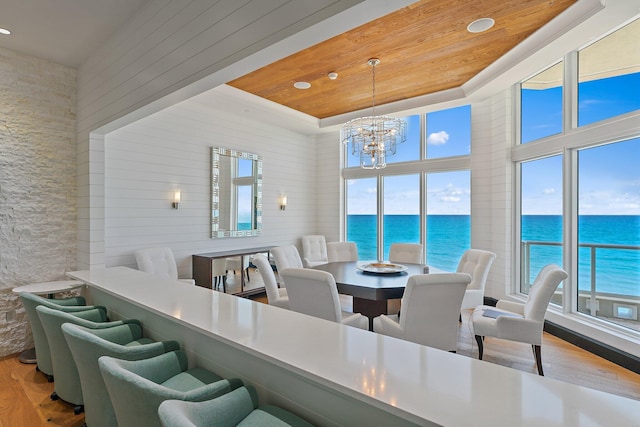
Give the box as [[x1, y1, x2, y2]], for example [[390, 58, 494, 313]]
[[271, 245, 303, 272], [300, 235, 328, 267], [135, 247, 179, 280], [212, 258, 227, 276], [252, 254, 282, 306], [389, 243, 423, 264], [36, 305, 110, 406], [18, 292, 88, 377], [327, 242, 359, 262], [457, 249, 496, 291], [399, 273, 471, 351], [523, 264, 567, 322], [99, 350, 238, 427], [62, 322, 179, 427], [99, 351, 190, 427], [279, 268, 341, 322]]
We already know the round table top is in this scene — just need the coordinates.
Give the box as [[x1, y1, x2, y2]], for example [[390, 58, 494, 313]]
[[12, 280, 85, 295]]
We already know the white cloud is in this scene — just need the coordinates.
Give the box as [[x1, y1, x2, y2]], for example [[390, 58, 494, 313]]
[[427, 130, 449, 145], [543, 188, 556, 194]]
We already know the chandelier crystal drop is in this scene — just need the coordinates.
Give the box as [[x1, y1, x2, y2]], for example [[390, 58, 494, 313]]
[[341, 58, 407, 169]]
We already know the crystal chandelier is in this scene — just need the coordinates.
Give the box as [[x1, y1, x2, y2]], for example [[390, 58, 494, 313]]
[[341, 58, 407, 169]]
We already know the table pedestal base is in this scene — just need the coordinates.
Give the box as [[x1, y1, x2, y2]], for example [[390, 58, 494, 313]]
[[18, 348, 37, 364], [353, 297, 388, 331]]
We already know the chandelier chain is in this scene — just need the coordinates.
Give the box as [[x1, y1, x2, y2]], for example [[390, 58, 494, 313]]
[[371, 60, 376, 114]]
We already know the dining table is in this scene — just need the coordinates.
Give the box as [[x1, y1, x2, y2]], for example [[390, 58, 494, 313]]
[[312, 261, 443, 330]]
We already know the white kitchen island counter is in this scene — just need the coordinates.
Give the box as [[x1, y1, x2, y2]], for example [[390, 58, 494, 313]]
[[68, 267, 639, 427]]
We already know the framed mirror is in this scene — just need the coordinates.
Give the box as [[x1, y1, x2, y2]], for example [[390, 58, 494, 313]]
[[211, 147, 262, 238]]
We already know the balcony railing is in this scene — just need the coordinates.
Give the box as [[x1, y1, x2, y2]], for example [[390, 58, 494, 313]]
[[521, 240, 640, 331]]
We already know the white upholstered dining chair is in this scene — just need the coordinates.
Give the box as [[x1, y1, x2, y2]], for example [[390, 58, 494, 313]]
[[388, 243, 423, 264], [225, 256, 251, 284], [279, 268, 368, 330], [457, 249, 497, 312], [373, 273, 471, 352], [300, 235, 328, 267], [252, 254, 289, 309], [472, 264, 568, 375], [134, 247, 195, 285], [326, 242, 359, 262], [271, 245, 303, 286]]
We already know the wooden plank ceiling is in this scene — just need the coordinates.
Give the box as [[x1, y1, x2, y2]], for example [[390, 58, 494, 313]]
[[228, 0, 575, 119]]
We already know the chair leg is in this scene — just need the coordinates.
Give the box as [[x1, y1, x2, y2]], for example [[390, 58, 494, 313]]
[[222, 276, 226, 293], [533, 345, 544, 376], [475, 335, 484, 360], [245, 267, 250, 282]]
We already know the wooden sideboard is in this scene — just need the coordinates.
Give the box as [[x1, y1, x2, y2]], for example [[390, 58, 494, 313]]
[[192, 246, 273, 296]]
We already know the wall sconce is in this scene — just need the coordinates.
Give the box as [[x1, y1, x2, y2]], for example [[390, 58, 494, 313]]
[[172, 190, 181, 209], [280, 195, 287, 211]]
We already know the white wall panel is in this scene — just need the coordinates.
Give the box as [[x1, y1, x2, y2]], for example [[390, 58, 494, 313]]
[[315, 131, 343, 243], [105, 89, 317, 278], [470, 91, 514, 301]]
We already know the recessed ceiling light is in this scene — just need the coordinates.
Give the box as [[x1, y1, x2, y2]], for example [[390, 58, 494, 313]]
[[293, 81, 311, 89], [327, 72, 338, 80], [0, 28, 11, 35], [467, 18, 495, 33]]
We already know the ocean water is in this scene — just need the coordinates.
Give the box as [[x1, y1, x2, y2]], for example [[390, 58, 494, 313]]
[[347, 214, 640, 297]]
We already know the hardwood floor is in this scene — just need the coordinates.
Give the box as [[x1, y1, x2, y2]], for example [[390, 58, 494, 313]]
[[3, 272, 637, 426], [0, 356, 84, 427]]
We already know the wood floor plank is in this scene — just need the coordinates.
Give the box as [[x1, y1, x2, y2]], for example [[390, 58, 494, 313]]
[[1, 357, 85, 427], [0, 357, 46, 427]]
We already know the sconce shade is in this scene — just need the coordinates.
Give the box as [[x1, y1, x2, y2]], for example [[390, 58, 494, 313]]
[[172, 190, 181, 209]]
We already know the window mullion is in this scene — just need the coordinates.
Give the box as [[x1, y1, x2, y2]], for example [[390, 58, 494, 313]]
[[563, 148, 578, 315], [564, 50, 578, 132], [377, 175, 384, 261]]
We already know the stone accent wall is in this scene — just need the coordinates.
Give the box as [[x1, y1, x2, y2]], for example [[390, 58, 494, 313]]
[[0, 48, 77, 357]]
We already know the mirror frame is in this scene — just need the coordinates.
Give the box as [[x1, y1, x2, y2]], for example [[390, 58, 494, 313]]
[[211, 147, 262, 238]]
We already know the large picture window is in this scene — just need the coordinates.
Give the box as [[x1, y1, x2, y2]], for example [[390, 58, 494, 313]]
[[346, 177, 378, 260], [516, 18, 640, 332], [426, 171, 470, 271], [519, 156, 563, 305], [578, 19, 640, 127], [426, 106, 471, 158], [520, 61, 563, 143], [577, 138, 640, 329], [383, 174, 420, 260], [344, 108, 471, 265]]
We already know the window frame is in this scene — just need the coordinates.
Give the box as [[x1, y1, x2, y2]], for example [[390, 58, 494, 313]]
[[513, 23, 640, 328], [342, 110, 471, 262]]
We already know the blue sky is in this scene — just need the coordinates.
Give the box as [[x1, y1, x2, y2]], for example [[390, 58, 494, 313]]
[[348, 73, 639, 216]]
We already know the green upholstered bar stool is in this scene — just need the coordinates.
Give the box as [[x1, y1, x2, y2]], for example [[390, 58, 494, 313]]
[[36, 305, 139, 414], [99, 350, 244, 427], [18, 291, 99, 381], [62, 322, 181, 427], [158, 385, 314, 427]]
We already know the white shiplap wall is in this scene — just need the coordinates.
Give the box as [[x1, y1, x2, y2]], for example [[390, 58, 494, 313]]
[[104, 90, 317, 278], [470, 91, 514, 301], [314, 130, 343, 243]]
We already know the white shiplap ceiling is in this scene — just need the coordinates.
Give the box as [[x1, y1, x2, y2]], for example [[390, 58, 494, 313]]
[[0, 0, 149, 67]]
